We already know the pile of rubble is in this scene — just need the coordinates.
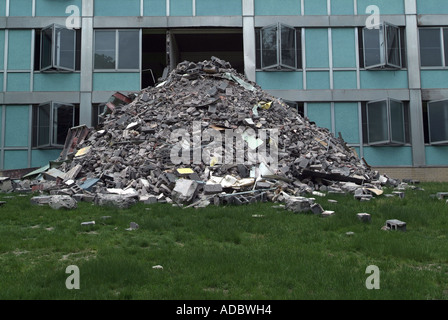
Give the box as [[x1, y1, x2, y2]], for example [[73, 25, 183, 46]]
[[14, 57, 403, 210]]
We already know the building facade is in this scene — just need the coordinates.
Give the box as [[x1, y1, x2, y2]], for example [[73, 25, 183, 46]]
[[0, 0, 447, 180]]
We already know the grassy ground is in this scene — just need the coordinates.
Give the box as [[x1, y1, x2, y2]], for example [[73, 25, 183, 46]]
[[0, 182, 447, 300]]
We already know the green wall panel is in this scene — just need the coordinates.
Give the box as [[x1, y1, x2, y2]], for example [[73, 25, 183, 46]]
[[333, 71, 357, 89], [331, 0, 355, 15], [305, 29, 329, 68], [8, 30, 32, 70], [307, 103, 331, 130], [304, 0, 328, 15], [0, 0, 5, 16], [256, 71, 302, 90], [421, 70, 448, 89], [170, 0, 193, 16], [0, 30, 4, 70], [35, 0, 82, 16], [360, 70, 408, 89], [196, 0, 242, 16], [9, 0, 32, 16], [33, 73, 80, 92], [31, 149, 62, 168], [357, 0, 404, 15], [363, 146, 413, 166], [144, 0, 166, 16], [5, 105, 29, 147], [94, 0, 140, 16], [7, 73, 30, 91], [254, 0, 301, 16], [417, 0, 448, 14], [425, 146, 448, 166], [332, 28, 356, 68], [334, 102, 359, 144], [307, 71, 330, 89], [4, 150, 28, 170], [93, 72, 140, 91]]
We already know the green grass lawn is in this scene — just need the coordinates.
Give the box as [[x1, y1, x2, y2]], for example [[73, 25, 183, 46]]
[[0, 183, 447, 300]]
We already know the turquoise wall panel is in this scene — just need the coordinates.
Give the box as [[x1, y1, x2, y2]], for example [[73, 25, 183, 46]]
[[363, 146, 413, 166], [421, 70, 448, 89], [5, 105, 29, 147], [0, 73, 3, 90], [425, 146, 448, 166], [357, 0, 404, 15], [334, 102, 359, 143], [9, 0, 32, 16], [31, 149, 62, 168], [94, 0, 140, 16], [8, 30, 32, 70], [307, 103, 331, 130], [254, 0, 301, 16], [0, 0, 5, 18], [0, 106, 2, 145], [360, 70, 408, 89], [93, 72, 140, 91], [170, 0, 193, 16], [196, 0, 242, 16], [333, 71, 357, 89], [307, 71, 330, 89], [256, 71, 302, 90], [304, 0, 327, 15], [332, 28, 356, 68], [144, 0, 166, 16], [35, 0, 82, 16], [0, 30, 4, 70], [417, 0, 448, 14], [4, 150, 28, 170], [33, 73, 80, 92], [7, 73, 30, 91], [305, 29, 329, 68], [331, 0, 354, 15]]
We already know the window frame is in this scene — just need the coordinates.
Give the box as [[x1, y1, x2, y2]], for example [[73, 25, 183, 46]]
[[427, 99, 448, 145], [257, 23, 301, 71], [419, 27, 448, 69], [40, 23, 77, 72], [362, 22, 403, 70], [94, 29, 140, 72], [34, 101, 76, 149], [365, 98, 406, 146]]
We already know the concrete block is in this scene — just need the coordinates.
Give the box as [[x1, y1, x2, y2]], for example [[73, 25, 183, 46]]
[[357, 213, 371, 222], [386, 219, 406, 231]]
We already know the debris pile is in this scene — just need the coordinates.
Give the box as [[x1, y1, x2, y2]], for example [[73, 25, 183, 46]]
[[15, 57, 400, 209]]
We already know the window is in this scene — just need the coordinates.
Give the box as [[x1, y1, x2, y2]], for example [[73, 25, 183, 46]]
[[33, 102, 79, 148], [283, 100, 305, 117], [255, 23, 301, 70], [94, 30, 140, 70], [419, 28, 448, 67], [36, 24, 78, 72], [426, 100, 448, 145], [361, 22, 404, 69], [363, 99, 408, 145]]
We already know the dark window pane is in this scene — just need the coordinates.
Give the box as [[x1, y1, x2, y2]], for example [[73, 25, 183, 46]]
[[55, 27, 76, 70], [95, 31, 116, 69], [41, 27, 53, 70], [53, 103, 74, 146], [419, 29, 442, 67], [444, 28, 448, 66], [255, 29, 261, 69], [118, 31, 139, 70], [38, 103, 51, 146], [428, 100, 448, 143], [363, 27, 382, 67], [386, 25, 401, 67], [280, 24, 296, 68], [261, 25, 278, 68], [296, 29, 302, 69], [367, 100, 389, 144], [390, 100, 405, 143]]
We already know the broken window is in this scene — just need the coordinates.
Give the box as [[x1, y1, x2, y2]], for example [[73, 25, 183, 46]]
[[362, 22, 403, 69], [33, 102, 79, 148], [94, 30, 140, 70], [364, 99, 407, 145], [37, 24, 77, 72], [256, 23, 301, 70], [419, 28, 448, 67], [427, 100, 448, 145]]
